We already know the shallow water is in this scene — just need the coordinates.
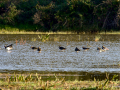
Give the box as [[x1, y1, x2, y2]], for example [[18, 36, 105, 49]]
[[0, 34, 120, 80]]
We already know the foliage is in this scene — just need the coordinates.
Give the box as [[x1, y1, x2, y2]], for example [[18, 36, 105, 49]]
[[93, 0, 120, 30], [0, 0, 120, 32], [0, 3, 21, 25]]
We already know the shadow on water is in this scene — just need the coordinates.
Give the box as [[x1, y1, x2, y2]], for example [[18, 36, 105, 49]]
[[0, 34, 120, 80]]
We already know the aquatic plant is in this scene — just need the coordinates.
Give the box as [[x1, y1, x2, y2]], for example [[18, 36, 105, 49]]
[[20, 37, 26, 45], [31, 37, 37, 41], [38, 34, 49, 42], [53, 35, 60, 41], [95, 35, 101, 41], [78, 35, 81, 41]]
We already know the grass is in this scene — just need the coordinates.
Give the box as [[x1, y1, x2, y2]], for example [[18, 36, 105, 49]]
[[0, 24, 78, 34], [0, 29, 78, 34], [0, 24, 120, 34], [1, 29, 120, 35], [0, 73, 119, 90], [38, 34, 50, 42]]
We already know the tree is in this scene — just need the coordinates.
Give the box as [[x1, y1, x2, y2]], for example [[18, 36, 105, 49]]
[[93, 0, 120, 30]]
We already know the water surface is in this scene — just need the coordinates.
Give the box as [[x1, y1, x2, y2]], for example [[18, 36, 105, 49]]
[[0, 34, 120, 80]]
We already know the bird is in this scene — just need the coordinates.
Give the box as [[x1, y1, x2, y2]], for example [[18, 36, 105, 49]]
[[59, 46, 66, 51], [75, 47, 80, 52], [31, 46, 38, 50], [102, 46, 109, 50], [97, 47, 101, 50], [97, 47, 105, 52], [4, 44, 13, 50], [82, 46, 90, 51], [37, 47, 41, 53]]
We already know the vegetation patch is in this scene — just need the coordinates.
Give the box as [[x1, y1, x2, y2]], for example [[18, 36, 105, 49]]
[[0, 73, 119, 90], [0, 0, 120, 32]]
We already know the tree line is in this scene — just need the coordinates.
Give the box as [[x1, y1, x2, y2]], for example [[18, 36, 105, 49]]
[[0, 0, 120, 32]]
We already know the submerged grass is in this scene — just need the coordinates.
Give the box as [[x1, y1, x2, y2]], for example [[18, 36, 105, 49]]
[[0, 73, 119, 90]]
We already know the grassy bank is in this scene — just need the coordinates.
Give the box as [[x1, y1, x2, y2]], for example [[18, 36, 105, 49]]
[[0, 30, 78, 34], [0, 73, 119, 90], [0, 24, 120, 34], [1, 24, 120, 34], [1, 29, 120, 35]]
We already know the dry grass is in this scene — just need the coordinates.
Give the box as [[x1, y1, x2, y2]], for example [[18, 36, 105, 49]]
[[0, 29, 78, 34], [0, 73, 119, 90], [1, 29, 120, 34]]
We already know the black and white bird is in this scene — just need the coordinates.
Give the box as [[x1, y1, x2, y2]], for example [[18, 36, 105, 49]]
[[4, 44, 13, 50]]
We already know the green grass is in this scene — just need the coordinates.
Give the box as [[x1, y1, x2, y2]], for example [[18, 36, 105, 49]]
[[1, 29, 120, 35], [0, 73, 119, 90], [0, 24, 120, 34]]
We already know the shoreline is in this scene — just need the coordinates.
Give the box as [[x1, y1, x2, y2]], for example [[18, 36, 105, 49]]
[[0, 30, 120, 34]]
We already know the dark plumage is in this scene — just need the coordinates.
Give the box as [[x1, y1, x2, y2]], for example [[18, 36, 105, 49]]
[[97, 47, 101, 50], [97, 47, 104, 52], [102, 46, 105, 49], [102, 46, 109, 50], [82, 47, 90, 51], [37, 47, 41, 53], [75, 47, 80, 52], [4, 44, 13, 50], [31, 46, 38, 50], [59, 46, 66, 50]]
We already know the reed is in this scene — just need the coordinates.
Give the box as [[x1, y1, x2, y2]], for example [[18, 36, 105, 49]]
[[31, 37, 37, 41], [53, 35, 60, 41], [95, 35, 101, 41], [38, 34, 49, 42]]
